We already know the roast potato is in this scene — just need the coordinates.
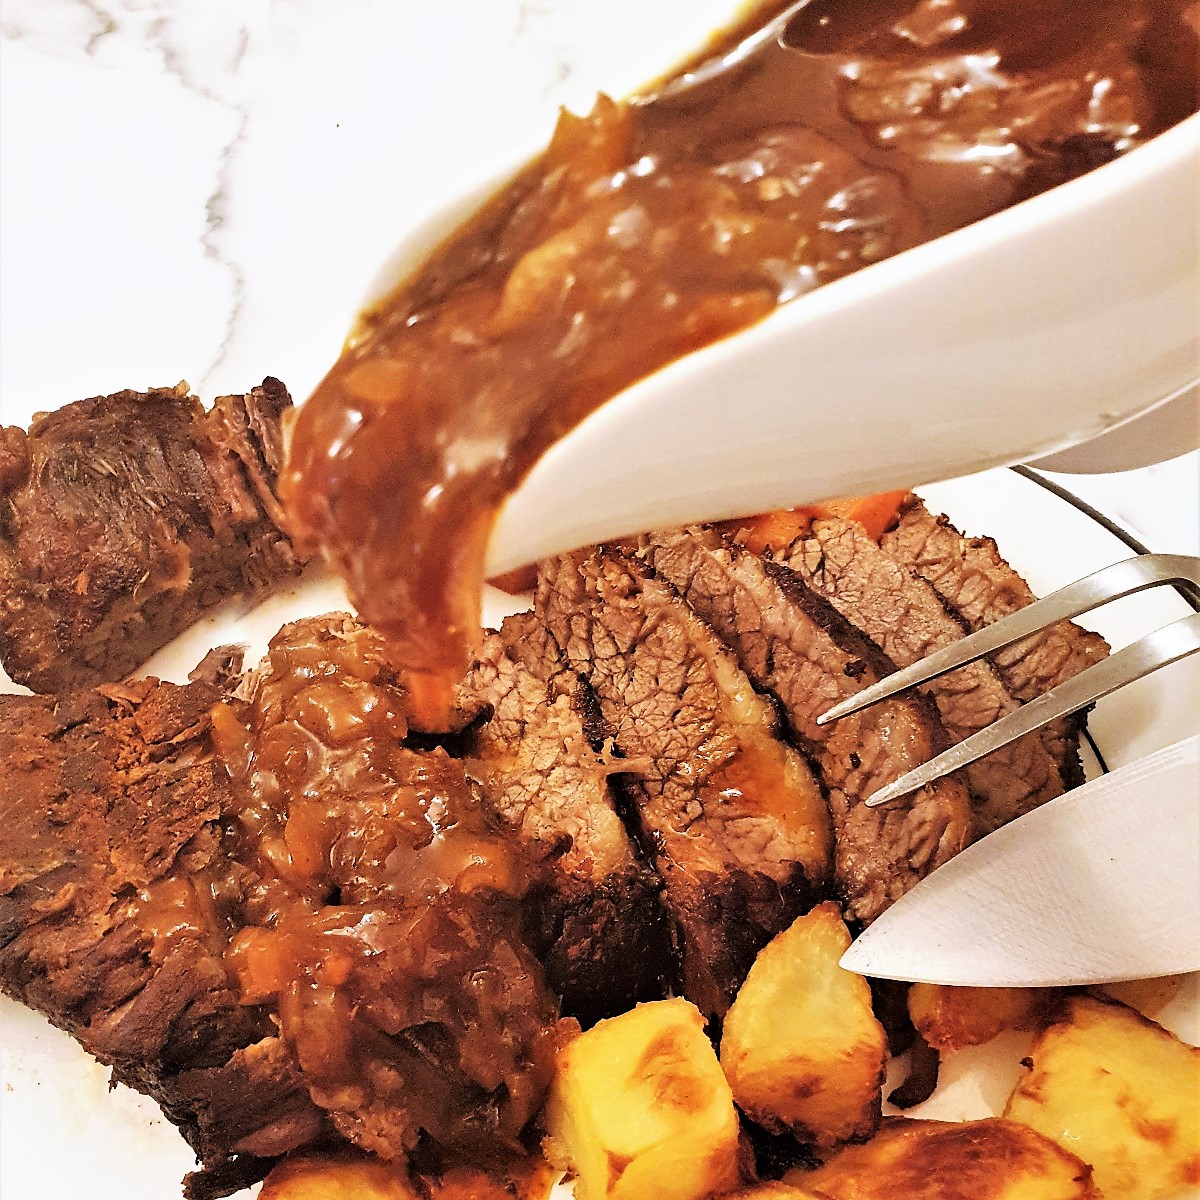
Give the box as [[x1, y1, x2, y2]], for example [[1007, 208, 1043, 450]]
[[904, 974, 1184, 1053], [720, 902, 887, 1147], [907, 984, 1055, 1052], [1096, 974, 1185, 1020], [1004, 993, 1200, 1200], [781, 1117, 1100, 1199], [542, 997, 740, 1200], [716, 1186, 828, 1199], [260, 1152, 417, 1200], [260, 1152, 558, 1199]]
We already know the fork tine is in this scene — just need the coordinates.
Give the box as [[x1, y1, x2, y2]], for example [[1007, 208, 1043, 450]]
[[817, 553, 1200, 726], [864, 610, 1200, 807]]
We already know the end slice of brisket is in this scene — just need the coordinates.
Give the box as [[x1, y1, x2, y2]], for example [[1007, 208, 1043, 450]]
[[0, 378, 306, 693], [537, 548, 833, 1021], [782, 516, 1064, 834], [462, 612, 671, 1024], [0, 668, 327, 1197], [640, 528, 974, 924], [881, 495, 1110, 785], [2, 615, 569, 1197]]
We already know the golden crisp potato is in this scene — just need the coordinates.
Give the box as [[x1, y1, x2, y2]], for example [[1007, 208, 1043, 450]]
[[543, 997, 740, 1200], [718, 1186, 829, 1199], [1004, 993, 1200, 1200], [782, 1118, 1100, 1199], [260, 1152, 417, 1200], [260, 1153, 559, 1200], [907, 984, 1055, 1052], [421, 1162, 560, 1199], [720, 902, 887, 1148]]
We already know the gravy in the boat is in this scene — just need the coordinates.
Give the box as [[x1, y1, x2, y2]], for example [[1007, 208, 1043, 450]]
[[281, 0, 1197, 729]]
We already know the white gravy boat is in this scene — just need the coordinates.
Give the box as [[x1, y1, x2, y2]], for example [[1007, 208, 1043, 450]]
[[356, 114, 1199, 576]]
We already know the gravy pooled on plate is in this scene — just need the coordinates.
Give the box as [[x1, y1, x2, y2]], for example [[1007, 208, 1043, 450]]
[[281, 0, 1197, 729]]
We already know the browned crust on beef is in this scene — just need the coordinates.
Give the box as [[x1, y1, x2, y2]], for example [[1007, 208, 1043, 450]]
[[783, 517, 1064, 833], [640, 528, 974, 923], [0, 378, 306, 693], [0, 669, 326, 1196], [537, 548, 832, 1019], [881, 495, 1110, 785], [461, 612, 670, 1023]]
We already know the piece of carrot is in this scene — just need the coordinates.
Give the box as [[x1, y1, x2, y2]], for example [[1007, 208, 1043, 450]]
[[487, 564, 539, 595], [817, 489, 910, 542], [718, 508, 813, 556], [724, 489, 910, 555]]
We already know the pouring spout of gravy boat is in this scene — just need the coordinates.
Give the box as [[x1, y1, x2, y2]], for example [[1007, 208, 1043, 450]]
[[480, 114, 1199, 575]]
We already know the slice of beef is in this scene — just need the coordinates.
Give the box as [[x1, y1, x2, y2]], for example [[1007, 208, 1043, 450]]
[[214, 614, 565, 1167], [537, 548, 832, 1021], [0, 667, 327, 1198], [781, 517, 1063, 834], [461, 612, 670, 1024], [640, 528, 973, 924], [881, 495, 1110, 784], [0, 377, 305, 694]]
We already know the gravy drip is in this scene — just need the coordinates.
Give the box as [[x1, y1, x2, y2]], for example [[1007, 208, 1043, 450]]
[[282, 0, 1197, 731]]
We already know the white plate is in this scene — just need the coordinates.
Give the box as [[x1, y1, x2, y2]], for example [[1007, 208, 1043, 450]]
[[1, 466, 1197, 1199]]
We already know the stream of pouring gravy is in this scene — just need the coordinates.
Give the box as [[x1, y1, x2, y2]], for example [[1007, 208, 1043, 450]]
[[281, 0, 1197, 731]]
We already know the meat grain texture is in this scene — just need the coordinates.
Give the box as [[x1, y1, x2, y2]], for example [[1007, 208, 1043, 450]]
[[537, 547, 833, 1019], [641, 528, 974, 923], [782, 516, 1066, 833], [0, 653, 326, 1199], [0, 619, 567, 1198], [0, 454, 1113, 1198], [462, 612, 671, 1023], [882, 495, 1110, 784], [0, 379, 305, 693]]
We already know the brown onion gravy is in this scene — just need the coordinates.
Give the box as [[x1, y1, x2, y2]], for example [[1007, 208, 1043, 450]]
[[281, 0, 1197, 730], [207, 618, 563, 1157]]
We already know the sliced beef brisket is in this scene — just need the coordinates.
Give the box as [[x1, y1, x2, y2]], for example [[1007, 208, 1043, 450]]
[[640, 528, 973, 923], [461, 612, 670, 1023], [782, 516, 1063, 833], [211, 614, 564, 1167], [2, 615, 566, 1196], [0, 664, 326, 1198], [0, 378, 305, 694], [881, 495, 1110, 784], [537, 548, 832, 1021]]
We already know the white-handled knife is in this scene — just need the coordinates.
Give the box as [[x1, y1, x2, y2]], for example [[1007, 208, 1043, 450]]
[[840, 735, 1200, 986]]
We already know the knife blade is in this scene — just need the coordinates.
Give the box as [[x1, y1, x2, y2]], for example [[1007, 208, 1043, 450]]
[[840, 735, 1200, 986]]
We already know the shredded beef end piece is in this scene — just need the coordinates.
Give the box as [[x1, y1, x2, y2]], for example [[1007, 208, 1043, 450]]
[[640, 528, 973, 924], [782, 516, 1064, 833], [0, 378, 306, 694], [881, 495, 1110, 785], [462, 612, 671, 1024], [537, 548, 832, 1020], [0, 667, 327, 1197]]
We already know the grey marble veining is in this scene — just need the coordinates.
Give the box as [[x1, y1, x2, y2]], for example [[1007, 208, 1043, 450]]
[[0, 0, 741, 416]]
